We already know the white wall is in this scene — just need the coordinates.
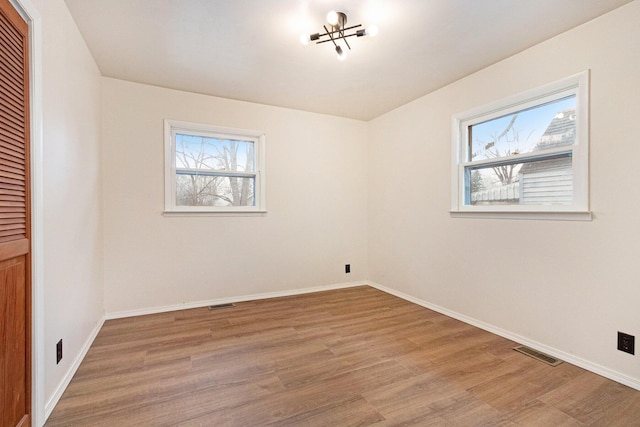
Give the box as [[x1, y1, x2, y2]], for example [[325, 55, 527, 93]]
[[368, 1, 640, 386], [33, 0, 104, 412], [101, 79, 368, 315]]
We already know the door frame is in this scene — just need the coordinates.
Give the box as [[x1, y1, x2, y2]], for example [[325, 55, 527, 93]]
[[9, 0, 43, 425]]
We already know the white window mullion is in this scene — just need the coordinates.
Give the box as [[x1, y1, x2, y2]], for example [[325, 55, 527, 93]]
[[461, 146, 574, 169]]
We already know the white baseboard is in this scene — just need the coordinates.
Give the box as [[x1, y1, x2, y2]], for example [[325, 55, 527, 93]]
[[367, 281, 640, 392], [106, 281, 367, 320], [44, 314, 106, 420]]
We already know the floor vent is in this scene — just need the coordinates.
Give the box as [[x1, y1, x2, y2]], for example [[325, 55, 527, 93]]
[[208, 303, 235, 310], [513, 346, 563, 366]]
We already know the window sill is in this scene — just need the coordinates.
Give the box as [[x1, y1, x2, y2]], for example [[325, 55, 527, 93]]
[[163, 210, 267, 218], [449, 210, 592, 221]]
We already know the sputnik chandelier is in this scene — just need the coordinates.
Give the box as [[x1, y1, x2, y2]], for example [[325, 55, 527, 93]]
[[300, 10, 378, 60]]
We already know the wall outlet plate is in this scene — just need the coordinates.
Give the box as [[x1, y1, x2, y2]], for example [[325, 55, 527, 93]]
[[618, 332, 635, 355]]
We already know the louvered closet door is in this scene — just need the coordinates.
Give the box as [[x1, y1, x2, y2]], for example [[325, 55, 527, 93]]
[[0, 0, 31, 426]]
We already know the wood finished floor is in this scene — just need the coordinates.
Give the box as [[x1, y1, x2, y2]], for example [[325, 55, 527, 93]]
[[46, 286, 640, 426]]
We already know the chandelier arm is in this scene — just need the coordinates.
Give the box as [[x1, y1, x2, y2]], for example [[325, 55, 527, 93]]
[[315, 32, 360, 44], [316, 24, 362, 40], [335, 23, 361, 32], [323, 24, 340, 49], [341, 28, 352, 50]]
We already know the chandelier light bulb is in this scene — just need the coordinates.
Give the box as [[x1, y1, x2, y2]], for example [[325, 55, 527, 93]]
[[336, 45, 347, 61], [327, 10, 339, 26], [300, 34, 310, 45], [366, 25, 379, 37]]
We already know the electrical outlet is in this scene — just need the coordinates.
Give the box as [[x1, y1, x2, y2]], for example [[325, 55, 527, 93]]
[[618, 332, 635, 355], [56, 339, 63, 364], [345, 264, 350, 273]]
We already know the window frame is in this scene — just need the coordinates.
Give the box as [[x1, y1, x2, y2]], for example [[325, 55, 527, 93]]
[[164, 119, 266, 214], [450, 71, 591, 221]]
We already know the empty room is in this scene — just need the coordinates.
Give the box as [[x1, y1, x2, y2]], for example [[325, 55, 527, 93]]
[[2, 0, 640, 426]]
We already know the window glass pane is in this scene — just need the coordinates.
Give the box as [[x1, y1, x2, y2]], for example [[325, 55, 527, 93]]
[[176, 174, 255, 207], [468, 155, 572, 206], [175, 134, 255, 173], [469, 95, 576, 161]]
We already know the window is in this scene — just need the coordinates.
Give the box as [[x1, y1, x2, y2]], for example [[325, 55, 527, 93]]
[[164, 120, 265, 213], [451, 71, 590, 220]]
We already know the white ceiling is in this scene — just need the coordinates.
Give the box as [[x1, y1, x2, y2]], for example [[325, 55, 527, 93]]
[[64, 0, 632, 121]]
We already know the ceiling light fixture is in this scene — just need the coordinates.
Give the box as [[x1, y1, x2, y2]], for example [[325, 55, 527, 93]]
[[300, 11, 378, 60]]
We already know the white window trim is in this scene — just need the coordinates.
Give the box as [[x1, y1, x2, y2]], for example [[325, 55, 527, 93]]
[[450, 71, 591, 221], [164, 119, 266, 214]]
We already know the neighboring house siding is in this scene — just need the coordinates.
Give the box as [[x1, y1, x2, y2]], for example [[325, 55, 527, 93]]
[[519, 109, 575, 205], [520, 157, 572, 205]]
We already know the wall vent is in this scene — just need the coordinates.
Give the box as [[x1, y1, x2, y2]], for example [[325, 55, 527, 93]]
[[208, 303, 235, 310], [513, 345, 563, 366]]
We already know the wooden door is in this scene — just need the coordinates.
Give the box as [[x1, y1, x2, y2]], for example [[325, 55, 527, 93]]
[[0, 0, 31, 426]]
